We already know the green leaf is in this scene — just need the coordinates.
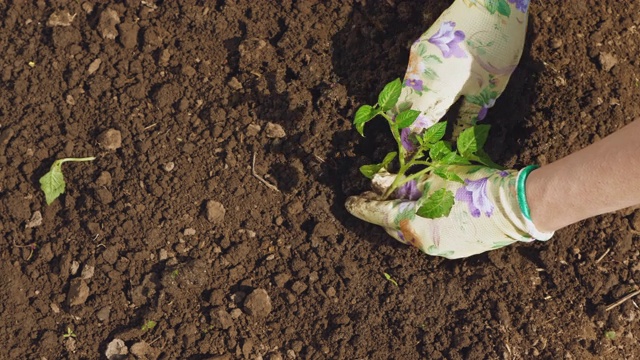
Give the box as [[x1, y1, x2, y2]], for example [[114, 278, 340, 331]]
[[354, 105, 376, 136], [381, 151, 397, 167], [39, 160, 66, 205], [395, 109, 421, 129], [142, 320, 157, 331], [497, 0, 511, 17], [439, 152, 471, 166], [467, 149, 505, 169], [457, 125, 490, 157], [605, 330, 616, 340], [378, 78, 402, 111], [383, 272, 398, 286], [416, 189, 455, 219], [433, 167, 464, 183], [39, 157, 96, 205], [428, 141, 453, 161], [359, 164, 382, 179], [422, 122, 447, 144], [360, 152, 398, 179]]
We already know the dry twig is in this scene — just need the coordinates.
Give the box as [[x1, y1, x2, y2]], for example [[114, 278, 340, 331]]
[[252, 152, 280, 192], [595, 248, 610, 264], [606, 289, 640, 312]]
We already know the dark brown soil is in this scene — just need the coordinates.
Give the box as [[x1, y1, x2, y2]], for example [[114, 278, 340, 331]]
[[2, 0, 640, 359]]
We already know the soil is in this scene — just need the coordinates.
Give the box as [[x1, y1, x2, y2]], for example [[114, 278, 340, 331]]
[[1, 0, 640, 359]]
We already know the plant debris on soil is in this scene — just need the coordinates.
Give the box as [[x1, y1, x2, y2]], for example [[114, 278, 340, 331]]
[[1, 0, 640, 359]]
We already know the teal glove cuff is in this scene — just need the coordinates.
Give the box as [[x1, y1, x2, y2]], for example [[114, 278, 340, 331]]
[[516, 165, 554, 241]]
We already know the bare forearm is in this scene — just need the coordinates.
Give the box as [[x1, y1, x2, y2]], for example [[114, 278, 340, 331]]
[[527, 118, 640, 232]]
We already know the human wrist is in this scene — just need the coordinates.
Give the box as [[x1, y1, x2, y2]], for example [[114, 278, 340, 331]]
[[517, 166, 555, 239]]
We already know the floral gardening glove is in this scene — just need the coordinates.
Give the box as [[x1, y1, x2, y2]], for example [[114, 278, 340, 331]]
[[345, 165, 553, 259], [398, 0, 529, 144]]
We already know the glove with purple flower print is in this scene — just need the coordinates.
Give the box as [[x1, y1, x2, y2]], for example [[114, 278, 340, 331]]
[[397, 0, 530, 143], [345, 165, 553, 259]]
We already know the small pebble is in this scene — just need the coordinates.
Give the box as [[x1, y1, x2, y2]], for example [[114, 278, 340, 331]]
[[243, 288, 272, 318], [105, 339, 128, 360], [163, 162, 175, 172], [96, 306, 111, 322], [98, 8, 120, 40], [70, 261, 80, 275], [98, 129, 122, 150], [87, 58, 102, 75], [228, 77, 243, 90], [206, 200, 226, 224], [25, 211, 43, 229], [230, 308, 243, 319], [130, 341, 156, 358], [81, 265, 95, 280], [246, 124, 261, 137], [598, 52, 618, 72], [46, 11, 76, 27], [67, 278, 90, 306], [265, 122, 286, 138], [50, 303, 60, 314], [183, 228, 196, 236]]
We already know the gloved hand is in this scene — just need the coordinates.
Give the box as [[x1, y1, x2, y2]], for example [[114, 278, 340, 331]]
[[397, 0, 529, 141], [345, 165, 553, 259]]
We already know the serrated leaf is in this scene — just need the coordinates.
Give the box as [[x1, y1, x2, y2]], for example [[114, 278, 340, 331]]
[[354, 105, 376, 136], [433, 167, 464, 183], [395, 109, 421, 129], [428, 141, 453, 161], [497, 0, 511, 17], [439, 152, 471, 166], [416, 189, 455, 219], [39, 160, 65, 205], [378, 78, 402, 111], [422, 122, 447, 144], [457, 125, 490, 157]]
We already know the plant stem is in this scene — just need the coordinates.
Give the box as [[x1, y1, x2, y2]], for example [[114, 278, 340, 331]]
[[380, 113, 405, 167], [60, 157, 96, 163]]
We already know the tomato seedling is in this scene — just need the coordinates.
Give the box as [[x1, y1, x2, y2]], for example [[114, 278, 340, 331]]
[[354, 78, 499, 218]]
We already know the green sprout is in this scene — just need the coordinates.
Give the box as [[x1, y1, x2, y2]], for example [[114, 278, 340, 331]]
[[354, 78, 500, 218], [63, 327, 77, 339], [383, 272, 399, 287], [170, 269, 179, 279], [141, 320, 157, 331], [39, 157, 96, 205], [605, 330, 616, 340]]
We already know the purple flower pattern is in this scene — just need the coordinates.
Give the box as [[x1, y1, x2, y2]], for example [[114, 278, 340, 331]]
[[428, 21, 467, 59], [396, 180, 421, 201], [508, 0, 530, 13], [400, 128, 415, 152], [477, 98, 496, 121], [404, 78, 424, 91], [455, 177, 495, 218]]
